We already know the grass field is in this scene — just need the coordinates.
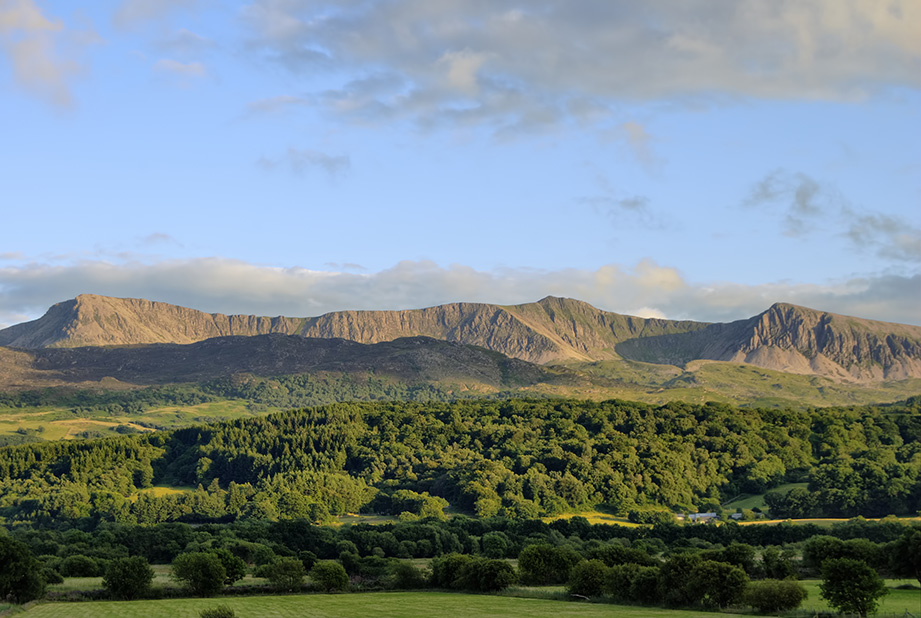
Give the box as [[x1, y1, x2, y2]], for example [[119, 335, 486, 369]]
[[18, 591, 753, 618], [723, 482, 809, 511], [0, 399, 283, 443], [541, 511, 644, 527], [798, 579, 921, 615]]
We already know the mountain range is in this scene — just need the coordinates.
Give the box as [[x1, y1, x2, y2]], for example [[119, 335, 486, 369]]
[[2, 294, 920, 385]]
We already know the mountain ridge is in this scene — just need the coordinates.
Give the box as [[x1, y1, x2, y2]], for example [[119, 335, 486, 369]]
[[2, 294, 920, 383]]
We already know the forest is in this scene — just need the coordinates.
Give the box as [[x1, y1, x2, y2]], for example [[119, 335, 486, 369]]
[[0, 397, 918, 526]]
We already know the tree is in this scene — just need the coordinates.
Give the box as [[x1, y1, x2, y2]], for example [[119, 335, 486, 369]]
[[820, 558, 888, 618], [309, 561, 348, 592], [743, 579, 807, 613], [212, 548, 247, 586], [0, 535, 45, 603], [888, 527, 921, 585], [263, 557, 306, 592], [103, 556, 154, 600], [567, 559, 608, 597], [172, 552, 227, 597]]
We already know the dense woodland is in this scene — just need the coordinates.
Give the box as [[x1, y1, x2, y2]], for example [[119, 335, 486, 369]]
[[0, 397, 919, 525]]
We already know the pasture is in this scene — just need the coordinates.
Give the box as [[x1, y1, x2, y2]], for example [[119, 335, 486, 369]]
[[18, 591, 753, 618]]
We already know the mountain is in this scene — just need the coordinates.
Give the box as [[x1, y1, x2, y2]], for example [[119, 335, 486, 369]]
[[0, 294, 707, 363], [0, 334, 558, 392], [615, 302, 921, 382], [2, 295, 920, 383]]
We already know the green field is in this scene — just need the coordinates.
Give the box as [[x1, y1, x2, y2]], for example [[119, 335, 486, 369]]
[[18, 591, 752, 618], [798, 580, 921, 615], [723, 482, 809, 511], [0, 399, 283, 443]]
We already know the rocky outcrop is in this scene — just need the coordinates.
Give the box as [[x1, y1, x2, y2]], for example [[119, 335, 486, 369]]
[[615, 303, 921, 382]]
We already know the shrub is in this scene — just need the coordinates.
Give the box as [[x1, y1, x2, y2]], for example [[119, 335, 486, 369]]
[[171, 552, 226, 597], [389, 561, 426, 589], [743, 579, 808, 613], [103, 556, 154, 600], [264, 557, 306, 592], [456, 558, 516, 592], [59, 555, 100, 577], [200, 606, 235, 618], [567, 559, 608, 597], [309, 561, 348, 593]]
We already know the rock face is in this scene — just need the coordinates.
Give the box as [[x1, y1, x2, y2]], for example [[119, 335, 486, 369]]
[[2, 295, 920, 383], [614, 303, 921, 382], [0, 295, 707, 364]]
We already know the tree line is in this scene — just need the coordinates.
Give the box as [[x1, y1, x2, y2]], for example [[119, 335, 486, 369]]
[[0, 398, 919, 525]]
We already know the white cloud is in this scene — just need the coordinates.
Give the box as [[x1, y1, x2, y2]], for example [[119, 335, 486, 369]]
[[240, 0, 921, 131], [1, 258, 919, 328], [0, 0, 84, 106]]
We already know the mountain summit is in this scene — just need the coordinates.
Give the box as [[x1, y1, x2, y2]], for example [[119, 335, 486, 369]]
[[2, 295, 919, 383]]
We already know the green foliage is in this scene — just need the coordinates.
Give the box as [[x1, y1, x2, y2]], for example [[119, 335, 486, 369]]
[[263, 557, 306, 592], [658, 554, 749, 609], [455, 557, 517, 592], [171, 552, 227, 597], [518, 544, 582, 585], [200, 606, 235, 618], [102, 556, 154, 600], [59, 554, 101, 577], [211, 548, 247, 586], [389, 561, 426, 589], [567, 559, 608, 597], [1, 398, 919, 526], [820, 558, 889, 617], [888, 526, 921, 584], [605, 563, 661, 604], [0, 534, 45, 603], [309, 560, 349, 592], [743, 579, 808, 613]]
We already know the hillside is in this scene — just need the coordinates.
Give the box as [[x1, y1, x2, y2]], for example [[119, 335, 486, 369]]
[[615, 302, 921, 382], [2, 295, 920, 383], [0, 334, 559, 392]]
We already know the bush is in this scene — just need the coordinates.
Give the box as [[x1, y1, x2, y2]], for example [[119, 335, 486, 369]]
[[263, 557, 306, 592], [567, 559, 608, 597], [456, 558, 516, 592], [743, 579, 808, 613], [103, 556, 154, 600], [309, 561, 348, 593], [389, 561, 426, 589], [518, 544, 581, 585], [605, 564, 660, 604], [212, 548, 247, 586], [59, 555, 101, 577], [200, 606, 235, 618], [172, 552, 227, 597]]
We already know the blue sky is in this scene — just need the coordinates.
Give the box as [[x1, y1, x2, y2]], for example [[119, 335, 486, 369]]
[[1, 0, 919, 328]]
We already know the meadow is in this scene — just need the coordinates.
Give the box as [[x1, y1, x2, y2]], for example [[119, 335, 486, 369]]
[[18, 591, 754, 618]]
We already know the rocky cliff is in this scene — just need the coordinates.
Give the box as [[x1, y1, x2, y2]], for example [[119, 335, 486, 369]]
[[2, 295, 920, 383], [0, 294, 707, 364], [614, 302, 921, 382]]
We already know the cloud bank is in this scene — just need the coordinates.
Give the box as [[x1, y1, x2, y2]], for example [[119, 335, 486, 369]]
[[242, 0, 921, 131], [1, 258, 918, 329]]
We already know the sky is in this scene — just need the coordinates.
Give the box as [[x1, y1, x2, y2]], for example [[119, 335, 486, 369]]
[[1, 0, 919, 329]]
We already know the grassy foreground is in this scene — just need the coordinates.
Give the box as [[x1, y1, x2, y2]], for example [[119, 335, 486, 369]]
[[797, 580, 921, 615], [19, 592, 751, 618]]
